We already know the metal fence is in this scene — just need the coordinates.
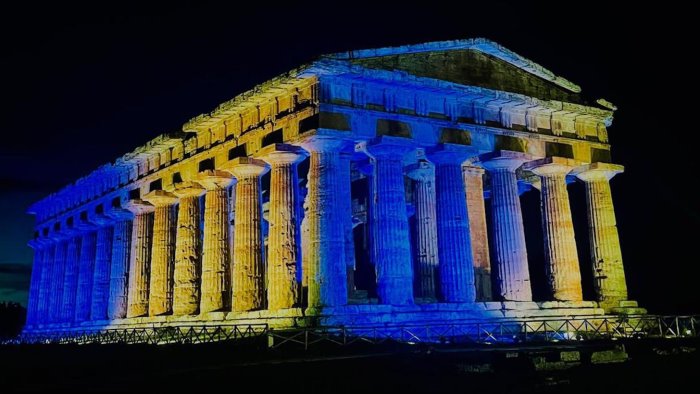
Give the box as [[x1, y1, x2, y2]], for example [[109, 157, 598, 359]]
[[6, 315, 698, 348]]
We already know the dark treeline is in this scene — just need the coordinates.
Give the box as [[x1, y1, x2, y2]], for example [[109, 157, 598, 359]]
[[0, 302, 26, 338]]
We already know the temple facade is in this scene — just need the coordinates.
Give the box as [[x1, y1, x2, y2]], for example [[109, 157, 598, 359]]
[[24, 39, 644, 333]]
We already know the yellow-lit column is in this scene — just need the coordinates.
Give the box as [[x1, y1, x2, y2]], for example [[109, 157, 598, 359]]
[[259, 144, 306, 310], [526, 157, 583, 301], [172, 182, 206, 315], [125, 200, 155, 318], [197, 170, 235, 313], [143, 190, 178, 316], [573, 163, 628, 307], [463, 166, 492, 301], [224, 158, 269, 312]]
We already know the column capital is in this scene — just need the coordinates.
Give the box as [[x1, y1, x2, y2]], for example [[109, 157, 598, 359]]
[[76, 218, 98, 232], [296, 134, 350, 153], [365, 135, 415, 158], [425, 143, 477, 165], [91, 213, 114, 227], [405, 160, 435, 181], [106, 207, 134, 221], [523, 156, 581, 177], [123, 199, 155, 215], [480, 150, 536, 172], [143, 190, 178, 206], [258, 143, 308, 165], [571, 162, 624, 182], [222, 157, 269, 179], [172, 181, 206, 198], [196, 170, 236, 190], [462, 165, 485, 177]]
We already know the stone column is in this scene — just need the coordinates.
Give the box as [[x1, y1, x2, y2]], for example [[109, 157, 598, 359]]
[[143, 190, 178, 316], [125, 200, 155, 318], [339, 152, 357, 296], [172, 182, 205, 315], [405, 161, 439, 299], [75, 227, 97, 322], [197, 170, 235, 313], [37, 239, 55, 324], [90, 216, 113, 321], [366, 136, 414, 305], [427, 145, 477, 303], [107, 209, 133, 319], [299, 135, 348, 310], [525, 157, 583, 301], [61, 231, 82, 323], [224, 158, 269, 312], [259, 144, 306, 310], [49, 236, 68, 323], [481, 151, 533, 301], [26, 239, 45, 327], [573, 163, 628, 306], [463, 166, 492, 301]]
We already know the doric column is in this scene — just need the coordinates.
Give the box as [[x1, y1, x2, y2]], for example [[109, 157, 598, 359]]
[[107, 209, 133, 319], [125, 200, 155, 318], [339, 152, 357, 295], [481, 151, 533, 301], [366, 136, 414, 305], [299, 135, 348, 310], [573, 163, 628, 306], [259, 144, 306, 310], [197, 170, 235, 313], [37, 239, 55, 324], [90, 216, 113, 321], [143, 190, 178, 316], [405, 161, 439, 299], [224, 158, 269, 312], [463, 166, 492, 301], [75, 225, 97, 322], [49, 236, 68, 323], [172, 182, 205, 316], [525, 157, 583, 301], [61, 231, 82, 323], [26, 239, 46, 327], [427, 145, 477, 303]]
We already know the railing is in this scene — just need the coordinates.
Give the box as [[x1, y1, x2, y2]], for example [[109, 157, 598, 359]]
[[5, 315, 698, 348]]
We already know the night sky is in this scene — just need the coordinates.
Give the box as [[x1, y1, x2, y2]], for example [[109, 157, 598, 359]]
[[1, 2, 696, 313]]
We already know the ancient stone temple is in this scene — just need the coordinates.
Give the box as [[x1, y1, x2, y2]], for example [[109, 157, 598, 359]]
[[23, 38, 645, 333]]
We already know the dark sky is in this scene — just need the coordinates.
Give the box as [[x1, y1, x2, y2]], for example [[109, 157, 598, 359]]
[[1, 2, 697, 313]]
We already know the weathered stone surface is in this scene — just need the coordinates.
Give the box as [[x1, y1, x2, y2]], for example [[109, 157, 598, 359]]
[[224, 158, 269, 312], [482, 151, 533, 302], [197, 171, 235, 313], [107, 209, 133, 320], [90, 219, 113, 320], [405, 160, 438, 299], [75, 230, 97, 322], [463, 166, 492, 301], [259, 144, 306, 310], [60, 234, 81, 323], [526, 157, 583, 301], [125, 200, 155, 318], [143, 190, 178, 316], [172, 182, 205, 315]]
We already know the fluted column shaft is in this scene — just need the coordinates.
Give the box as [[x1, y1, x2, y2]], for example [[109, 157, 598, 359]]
[[575, 164, 627, 305], [60, 234, 82, 323], [406, 162, 438, 299], [172, 183, 205, 315], [366, 137, 414, 305], [300, 137, 348, 309], [37, 242, 55, 324], [126, 201, 155, 318], [143, 191, 178, 316], [227, 159, 268, 312], [108, 211, 133, 319], [463, 166, 492, 301], [483, 155, 532, 301], [339, 152, 357, 294], [260, 145, 305, 310], [198, 171, 235, 313], [75, 230, 97, 322], [26, 241, 45, 326], [528, 159, 583, 301], [90, 221, 113, 320]]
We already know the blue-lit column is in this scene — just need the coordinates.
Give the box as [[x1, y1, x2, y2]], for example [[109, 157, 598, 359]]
[[90, 215, 113, 321], [427, 145, 477, 303], [37, 238, 55, 325], [339, 151, 357, 296], [482, 151, 533, 301], [405, 161, 439, 299], [107, 209, 134, 319], [60, 230, 82, 323], [125, 200, 155, 318], [298, 135, 348, 310], [25, 239, 46, 328], [366, 136, 415, 305], [75, 223, 97, 323]]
